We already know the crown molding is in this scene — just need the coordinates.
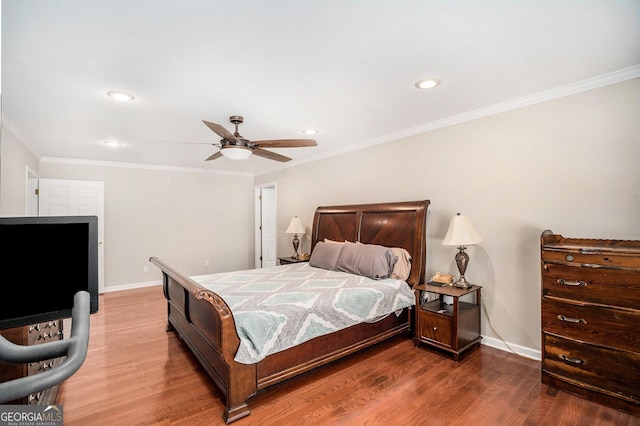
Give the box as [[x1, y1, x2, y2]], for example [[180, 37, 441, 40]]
[[39, 157, 252, 176], [1, 114, 42, 161], [274, 64, 640, 174]]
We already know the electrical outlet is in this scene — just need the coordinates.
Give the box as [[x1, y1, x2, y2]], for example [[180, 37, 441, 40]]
[[143, 265, 149, 273]]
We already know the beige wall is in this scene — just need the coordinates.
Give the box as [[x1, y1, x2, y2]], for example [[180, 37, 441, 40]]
[[0, 126, 40, 216], [256, 78, 640, 355], [38, 162, 255, 290]]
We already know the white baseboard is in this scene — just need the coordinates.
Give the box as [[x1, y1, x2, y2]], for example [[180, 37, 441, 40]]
[[101, 280, 162, 293], [481, 335, 541, 361]]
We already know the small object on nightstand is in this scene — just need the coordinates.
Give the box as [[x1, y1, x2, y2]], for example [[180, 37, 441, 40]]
[[298, 253, 310, 261], [428, 272, 454, 286], [413, 283, 482, 361]]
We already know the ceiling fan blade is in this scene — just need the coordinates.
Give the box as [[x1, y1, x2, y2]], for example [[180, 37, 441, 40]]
[[166, 141, 218, 145], [253, 139, 317, 148], [252, 147, 291, 162], [205, 151, 224, 161], [202, 120, 238, 142]]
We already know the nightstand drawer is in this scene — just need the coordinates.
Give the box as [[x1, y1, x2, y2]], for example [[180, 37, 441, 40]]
[[417, 309, 452, 348]]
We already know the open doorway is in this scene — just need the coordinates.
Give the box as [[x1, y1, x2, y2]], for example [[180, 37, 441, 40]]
[[254, 183, 277, 268]]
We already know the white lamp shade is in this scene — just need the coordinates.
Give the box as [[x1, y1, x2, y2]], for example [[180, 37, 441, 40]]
[[220, 146, 252, 160], [442, 213, 483, 246], [285, 216, 305, 234]]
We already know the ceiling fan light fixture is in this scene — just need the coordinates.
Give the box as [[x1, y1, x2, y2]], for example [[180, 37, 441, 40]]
[[107, 90, 135, 102], [415, 79, 441, 89], [220, 146, 252, 160]]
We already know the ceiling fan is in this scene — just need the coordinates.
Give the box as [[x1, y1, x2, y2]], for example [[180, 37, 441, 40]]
[[202, 115, 317, 162]]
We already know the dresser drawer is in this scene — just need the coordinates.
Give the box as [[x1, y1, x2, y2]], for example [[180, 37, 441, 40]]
[[0, 321, 63, 405], [542, 263, 640, 309], [28, 358, 61, 376], [542, 248, 640, 269], [542, 298, 640, 353], [28, 321, 62, 345], [543, 334, 640, 403]]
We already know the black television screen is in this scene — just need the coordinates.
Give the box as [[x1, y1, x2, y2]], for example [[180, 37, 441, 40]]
[[0, 215, 99, 330]]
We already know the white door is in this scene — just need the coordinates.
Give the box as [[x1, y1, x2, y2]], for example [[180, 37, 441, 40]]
[[255, 185, 277, 268], [39, 179, 105, 293], [26, 167, 39, 215]]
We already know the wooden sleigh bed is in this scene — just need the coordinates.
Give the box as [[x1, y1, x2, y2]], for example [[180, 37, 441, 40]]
[[149, 200, 429, 423]]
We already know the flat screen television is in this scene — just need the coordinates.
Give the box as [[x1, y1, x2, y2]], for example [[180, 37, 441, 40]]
[[0, 215, 99, 330]]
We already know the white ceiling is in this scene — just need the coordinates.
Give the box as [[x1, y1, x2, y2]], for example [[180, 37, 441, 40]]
[[2, 0, 639, 176]]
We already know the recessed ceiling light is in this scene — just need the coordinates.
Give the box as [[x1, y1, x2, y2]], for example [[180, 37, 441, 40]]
[[303, 129, 318, 135], [107, 90, 135, 102], [104, 140, 123, 147], [415, 79, 441, 89]]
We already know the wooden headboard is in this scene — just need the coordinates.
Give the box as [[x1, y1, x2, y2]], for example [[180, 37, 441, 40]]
[[311, 200, 430, 287]]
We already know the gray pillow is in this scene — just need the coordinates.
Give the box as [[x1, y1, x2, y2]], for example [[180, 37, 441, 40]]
[[309, 241, 344, 270], [336, 241, 398, 279]]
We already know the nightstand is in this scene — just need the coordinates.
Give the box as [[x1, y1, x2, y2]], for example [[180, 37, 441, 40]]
[[278, 256, 309, 265], [414, 283, 482, 361]]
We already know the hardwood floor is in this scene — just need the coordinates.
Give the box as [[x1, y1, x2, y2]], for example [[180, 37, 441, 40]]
[[57, 286, 639, 426]]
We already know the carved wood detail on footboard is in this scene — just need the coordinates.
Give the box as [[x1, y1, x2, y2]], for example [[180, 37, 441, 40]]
[[148, 257, 256, 423]]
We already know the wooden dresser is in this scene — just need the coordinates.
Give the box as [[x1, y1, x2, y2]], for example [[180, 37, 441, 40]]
[[540, 230, 640, 416], [0, 320, 64, 404]]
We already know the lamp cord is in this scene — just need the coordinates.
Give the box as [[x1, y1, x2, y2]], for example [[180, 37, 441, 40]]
[[480, 296, 530, 360]]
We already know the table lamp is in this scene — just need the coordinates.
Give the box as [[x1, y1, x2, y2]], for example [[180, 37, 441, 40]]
[[285, 216, 305, 259], [442, 213, 483, 288]]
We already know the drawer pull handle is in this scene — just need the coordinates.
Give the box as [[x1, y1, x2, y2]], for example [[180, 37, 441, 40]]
[[579, 249, 599, 255], [557, 279, 587, 287], [560, 354, 586, 365], [557, 315, 586, 324]]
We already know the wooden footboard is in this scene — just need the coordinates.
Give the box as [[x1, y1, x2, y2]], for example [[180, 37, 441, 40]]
[[149, 257, 256, 423]]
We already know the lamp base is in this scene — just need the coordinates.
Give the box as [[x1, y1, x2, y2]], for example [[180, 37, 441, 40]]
[[452, 275, 472, 288], [291, 234, 300, 260], [453, 246, 472, 288]]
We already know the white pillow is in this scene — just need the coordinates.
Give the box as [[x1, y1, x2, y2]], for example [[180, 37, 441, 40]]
[[389, 247, 412, 281]]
